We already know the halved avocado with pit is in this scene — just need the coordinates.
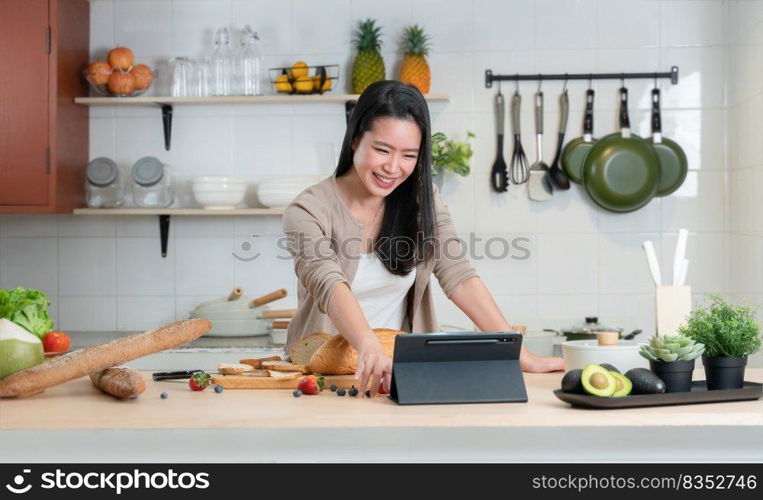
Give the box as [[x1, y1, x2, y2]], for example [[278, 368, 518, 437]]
[[610, 371, 632, 397], [581, 364, 616, 397]]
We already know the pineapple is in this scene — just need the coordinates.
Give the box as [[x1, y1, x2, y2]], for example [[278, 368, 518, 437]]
[[352, 19, 386, 94], [399, 25, 431, 94]]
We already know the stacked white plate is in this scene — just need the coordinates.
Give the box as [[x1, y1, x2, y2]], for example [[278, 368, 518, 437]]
[[192, 176, 247, 210], [257, 175, 321, 208]]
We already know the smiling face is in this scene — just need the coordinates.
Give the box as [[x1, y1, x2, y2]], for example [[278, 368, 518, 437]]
[[351, 116, 422, 197]]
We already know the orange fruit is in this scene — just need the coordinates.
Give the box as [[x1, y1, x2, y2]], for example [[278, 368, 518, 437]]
[[290, 61, 309, 79]]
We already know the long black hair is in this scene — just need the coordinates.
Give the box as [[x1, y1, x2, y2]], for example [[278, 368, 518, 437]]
[[334, 80, 435, 276]]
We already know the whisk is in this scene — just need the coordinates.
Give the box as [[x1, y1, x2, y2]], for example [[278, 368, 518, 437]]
[[510, 90, 529, 184]]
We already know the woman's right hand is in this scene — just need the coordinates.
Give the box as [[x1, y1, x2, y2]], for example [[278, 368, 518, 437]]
[[354, 334, 392, 398]]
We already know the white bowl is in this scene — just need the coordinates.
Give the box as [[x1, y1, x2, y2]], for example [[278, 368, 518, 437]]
[[562, 340, 649, 373], [193, 190, 246, 209], [193, 176, 246, 184], [193, 184, 247, 193]]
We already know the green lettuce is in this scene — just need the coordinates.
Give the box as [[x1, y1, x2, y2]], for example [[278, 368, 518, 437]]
[[0, 287, 54, 339]]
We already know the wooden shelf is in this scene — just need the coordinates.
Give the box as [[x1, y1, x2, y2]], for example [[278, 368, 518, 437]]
[[72, 207, 285, 216], [74, 94, 450, 106], [74, 93, 449, 151]]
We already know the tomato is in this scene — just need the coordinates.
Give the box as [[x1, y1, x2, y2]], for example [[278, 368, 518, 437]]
[[43, 331, 70, 354]]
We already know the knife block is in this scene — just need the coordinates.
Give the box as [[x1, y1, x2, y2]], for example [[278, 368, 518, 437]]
[[655, 285, 692, 337]]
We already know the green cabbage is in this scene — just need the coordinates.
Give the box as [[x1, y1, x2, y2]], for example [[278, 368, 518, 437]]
[[0, 287, 54, 339]]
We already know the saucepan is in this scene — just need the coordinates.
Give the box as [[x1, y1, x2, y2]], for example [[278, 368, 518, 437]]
[[544, 317, 642, 357]]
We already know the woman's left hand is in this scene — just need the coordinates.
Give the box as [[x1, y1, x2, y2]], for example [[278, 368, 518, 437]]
[[520, 352, 565, 373]]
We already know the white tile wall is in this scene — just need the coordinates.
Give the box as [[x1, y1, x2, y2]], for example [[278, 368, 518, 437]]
[[729, 0, 763, 317], [0, 0, 741, 334]]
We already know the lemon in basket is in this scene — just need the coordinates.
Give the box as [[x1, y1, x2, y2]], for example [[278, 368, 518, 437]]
[[274, 74, 292, 93], [290, 61, 309, 79], [294, 76, 314, 94]]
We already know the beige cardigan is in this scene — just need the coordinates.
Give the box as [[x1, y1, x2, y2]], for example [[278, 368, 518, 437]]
[[282, 174, 479, 351]]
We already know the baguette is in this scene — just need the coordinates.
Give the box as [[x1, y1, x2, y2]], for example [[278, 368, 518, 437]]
[[89, 367, 146, 399], [0, 319, 211, 398], [287, 332, 332, 365], [239, 356, 282, 369], [308, 328, 403, 375], [217, 363, 254, 375], [260, 360, 309, 373]]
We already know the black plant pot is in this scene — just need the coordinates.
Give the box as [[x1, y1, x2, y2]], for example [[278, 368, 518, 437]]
[[702, 356, 747, 390], [649, 360, 695, 393]]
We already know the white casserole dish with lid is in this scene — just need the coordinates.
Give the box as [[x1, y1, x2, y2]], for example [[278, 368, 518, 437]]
[[562, 339, 649, 373]]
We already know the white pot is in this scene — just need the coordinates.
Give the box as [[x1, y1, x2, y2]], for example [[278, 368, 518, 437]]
[[562, 340, 649, 373]]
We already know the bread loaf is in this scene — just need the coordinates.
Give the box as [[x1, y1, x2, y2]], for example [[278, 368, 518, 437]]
[[307, 328, 403, 375], [287, 332, 332, 365], [0, 319, 211, 398], [89, 367, 146, 399]]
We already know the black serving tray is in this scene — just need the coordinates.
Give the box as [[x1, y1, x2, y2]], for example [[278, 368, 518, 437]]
[[554, 381, 763, 409]]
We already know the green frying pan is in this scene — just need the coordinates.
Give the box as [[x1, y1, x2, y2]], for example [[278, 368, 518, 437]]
[[582, 87, 660, 213], [647, 88, 687, 196], [561, 89, 596, 184]]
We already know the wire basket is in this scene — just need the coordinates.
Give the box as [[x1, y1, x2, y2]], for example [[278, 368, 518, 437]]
[[268, 64, 339, 95], [83, 67, 157, 97]]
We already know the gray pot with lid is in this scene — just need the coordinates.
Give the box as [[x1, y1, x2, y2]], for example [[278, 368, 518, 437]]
[[545, 316, 642, 341]]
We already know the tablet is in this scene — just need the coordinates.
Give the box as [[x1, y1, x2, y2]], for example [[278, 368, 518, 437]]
[[389, 332, 528, 405]]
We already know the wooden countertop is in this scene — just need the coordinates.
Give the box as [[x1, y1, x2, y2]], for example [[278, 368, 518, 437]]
[[2, 370, 762, 431]]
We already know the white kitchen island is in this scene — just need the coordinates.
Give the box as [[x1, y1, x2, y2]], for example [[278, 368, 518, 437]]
[[1, 368, 762, 463]]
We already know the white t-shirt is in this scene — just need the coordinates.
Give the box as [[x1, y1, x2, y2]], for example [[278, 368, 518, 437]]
[[350, 252, 416, 330]]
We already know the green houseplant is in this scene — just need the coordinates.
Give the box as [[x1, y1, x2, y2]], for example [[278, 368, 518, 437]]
[[639, 334, 704, 393], [678, 295, 761, 390], [430, 131, 474, 189]]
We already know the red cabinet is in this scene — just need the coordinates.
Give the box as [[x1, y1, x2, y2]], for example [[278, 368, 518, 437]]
[[0, 0, 89, 213]]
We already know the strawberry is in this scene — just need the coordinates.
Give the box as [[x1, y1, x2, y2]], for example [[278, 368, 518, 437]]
[[188, 372, 211, 391], [297, 375, 325, 395]]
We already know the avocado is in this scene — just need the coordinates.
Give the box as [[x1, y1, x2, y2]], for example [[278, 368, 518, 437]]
[[599, 363, 620, 374], [561, 369, 585, 394], [610, 371, 632, 397], [624, 368, 666, 395], [581, 364, 616, 397]]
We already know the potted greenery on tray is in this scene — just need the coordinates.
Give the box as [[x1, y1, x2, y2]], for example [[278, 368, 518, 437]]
[[678, 296, 762, 390], [639, 335, 704, 393], [430, 131, 474, 190]]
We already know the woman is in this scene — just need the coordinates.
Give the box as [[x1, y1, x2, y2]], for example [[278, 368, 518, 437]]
[[283, 81, 563, 398]]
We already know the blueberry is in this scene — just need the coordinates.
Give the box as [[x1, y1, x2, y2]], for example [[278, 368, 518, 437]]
[[348, 388, 358, 397], [160, 392, 168, 399], [214, 385, 224, 394], [329, 384, 337, 392], [293, 389, 302, 398], [365, 390, 371, 398], [337, 388, 346, 396]]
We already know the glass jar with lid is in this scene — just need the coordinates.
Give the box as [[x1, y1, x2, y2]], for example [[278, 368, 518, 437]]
[[85, 157, 125, 208], [131, 156, 174, 208]]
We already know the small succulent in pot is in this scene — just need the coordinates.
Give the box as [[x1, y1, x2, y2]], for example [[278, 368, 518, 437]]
[[640, 334, 704, 393], [639, 334, 704, 362]]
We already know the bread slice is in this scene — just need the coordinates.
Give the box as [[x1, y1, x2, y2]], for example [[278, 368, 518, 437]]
[[307, 328, 403, 375], [217, 363, 254, 375], [239, 356, 282, 369], [260, 360, 309, 373], [238, 369, 271, 377], [287, 332, 332, 365], [267, 370, 301, 380]]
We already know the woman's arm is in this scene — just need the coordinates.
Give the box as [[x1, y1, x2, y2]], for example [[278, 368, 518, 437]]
[[326, 283, 392, 397], [448, 276, 564, 373]]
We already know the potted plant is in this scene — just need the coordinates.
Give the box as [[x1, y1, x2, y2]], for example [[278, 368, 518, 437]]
[[678, 296, 762, 390], [430, 131, 474, 190], [639, 334, 704, 393]]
